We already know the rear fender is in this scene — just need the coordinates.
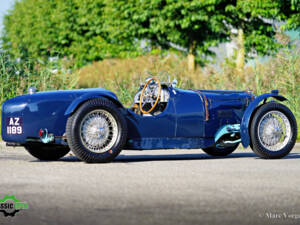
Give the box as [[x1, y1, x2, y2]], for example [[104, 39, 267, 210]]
[[240, 93, 287, 148], [64, 92, 123, 116]]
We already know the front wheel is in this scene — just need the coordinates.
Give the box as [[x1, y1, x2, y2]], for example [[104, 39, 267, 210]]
[[25, 144, 70, 160], [250, 102, 297, 159], [66, 98, 127, 163], [202, 144, 239, 156]]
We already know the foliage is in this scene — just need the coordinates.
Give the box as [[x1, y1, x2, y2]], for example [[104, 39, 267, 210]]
[[1, 0, 139, 67], [0, 53, 78, 106], [2, 0, 299, 68], [105, 0, 300, 65], [285, 0, 300, 30], [235, 0, 300, 56], [105, 0, 231, 61]]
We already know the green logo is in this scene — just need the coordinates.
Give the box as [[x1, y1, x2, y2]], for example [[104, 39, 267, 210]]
[[0, 195, 28, 217]]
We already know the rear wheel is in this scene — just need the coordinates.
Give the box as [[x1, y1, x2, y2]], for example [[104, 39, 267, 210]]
[[66, 98, 127, 163], [202, 144, 239, 156], [250, 102, 297, 159], [25, 144, 70, 160]]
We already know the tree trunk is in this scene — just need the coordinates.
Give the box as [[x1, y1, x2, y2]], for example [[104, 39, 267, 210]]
[[188, 40, 196, 72], [236, 28, 245, 70]]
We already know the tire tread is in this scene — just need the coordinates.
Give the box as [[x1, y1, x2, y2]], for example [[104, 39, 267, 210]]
[[250, 102, 297, 159], [66, 98, 127, 163]]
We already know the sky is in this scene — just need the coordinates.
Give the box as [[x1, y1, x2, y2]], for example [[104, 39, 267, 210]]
[[0, 0, 13, 36]]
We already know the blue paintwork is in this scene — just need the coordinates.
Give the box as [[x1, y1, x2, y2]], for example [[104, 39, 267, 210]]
[[200, 90, 251, 139], [126, 137, 215, 150], [1, 85, 289, 151], [123, 88, 251, 149], [124, 88, 213, 149], [1, 88, 120, 145], [240, 93, 287, 148], [173, 89, 205, 137], [64, 90, 122, 116]]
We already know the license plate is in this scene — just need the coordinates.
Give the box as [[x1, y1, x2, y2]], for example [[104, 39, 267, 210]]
[[6, 117, 23, 135]]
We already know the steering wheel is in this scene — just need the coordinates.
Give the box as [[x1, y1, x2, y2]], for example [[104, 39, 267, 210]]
[[139, 77, 161, 114]]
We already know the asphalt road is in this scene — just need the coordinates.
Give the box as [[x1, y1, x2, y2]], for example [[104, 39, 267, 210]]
[[1, 143, 300, 225]]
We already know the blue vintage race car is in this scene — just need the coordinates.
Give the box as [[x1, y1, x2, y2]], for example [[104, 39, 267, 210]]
[[1, 77, 298, 163]]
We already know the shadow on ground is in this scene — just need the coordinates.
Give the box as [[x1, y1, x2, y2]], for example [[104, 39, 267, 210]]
[[29, 152, 300, 163]]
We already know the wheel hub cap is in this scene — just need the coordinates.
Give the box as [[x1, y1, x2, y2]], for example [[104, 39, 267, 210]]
[[258, 110, 291, 151], [80, 110, 118, 153]]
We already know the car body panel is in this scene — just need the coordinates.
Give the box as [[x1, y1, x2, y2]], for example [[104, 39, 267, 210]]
[[64, 90, 122, 116], [240, 93, 287, 148], [173, 89, 205, 137], [197, 90, 252, 138], [123, 87, 252, 149], [2, 89, 118, 144], [2, 86, 287, 151], [125, 88, 210, 149]]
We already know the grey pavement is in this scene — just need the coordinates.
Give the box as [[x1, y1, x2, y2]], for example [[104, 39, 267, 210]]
[[0, 143, 300, 225]]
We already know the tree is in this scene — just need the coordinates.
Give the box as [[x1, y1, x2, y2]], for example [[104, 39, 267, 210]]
[[284, 0, 300, 30], [233, 0, 300, 69], [105, 0, 300, 71], [105, 0, 234, 71], [2, 0, 139, 67], [2, 0, 299, 69], [236, 29, 245, 70]]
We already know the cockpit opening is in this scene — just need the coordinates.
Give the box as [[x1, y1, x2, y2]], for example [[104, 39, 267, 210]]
[[130, 77, 171, 116]]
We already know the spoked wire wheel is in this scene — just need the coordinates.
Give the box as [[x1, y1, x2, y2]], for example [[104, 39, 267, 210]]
[[66, 98, 127, 163], [257, 110, 291, 151], [250, 102, 297, 159], [80, 109, 119, 153]]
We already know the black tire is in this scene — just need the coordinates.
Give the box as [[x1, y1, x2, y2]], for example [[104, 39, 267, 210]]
[[250, 102, 297, 159], [66, 98, 127, 163], [249, 104, 264, 150], [25, 144, 70, 160], [202, 143, 239, 156]]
